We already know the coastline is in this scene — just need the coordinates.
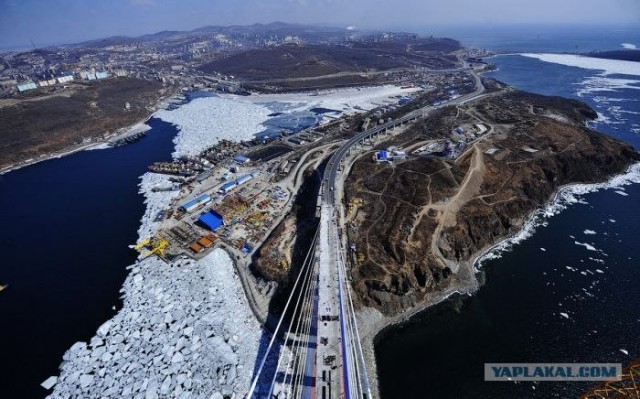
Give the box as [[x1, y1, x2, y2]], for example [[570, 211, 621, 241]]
[[0, 91, 184, 176], [43, 84, 420, 396], [359, 161, 640, 399], [47, 171, 263, 397]]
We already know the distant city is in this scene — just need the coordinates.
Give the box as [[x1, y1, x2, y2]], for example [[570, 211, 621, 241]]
[[0, 23, 487, 98]]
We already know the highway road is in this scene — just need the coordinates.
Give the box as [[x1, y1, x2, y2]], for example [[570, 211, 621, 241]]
[[254, 68, 487, 399], [323, 68, 486, 203]]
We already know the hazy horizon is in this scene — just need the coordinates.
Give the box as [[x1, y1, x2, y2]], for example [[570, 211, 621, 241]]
[[1, 0, 639, 51]]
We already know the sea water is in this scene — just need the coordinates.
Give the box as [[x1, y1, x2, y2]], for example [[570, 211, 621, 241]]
[[376, 26, 640, 399]]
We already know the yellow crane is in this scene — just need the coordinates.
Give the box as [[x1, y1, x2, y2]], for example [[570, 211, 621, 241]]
[[133, 234, 169, 259]]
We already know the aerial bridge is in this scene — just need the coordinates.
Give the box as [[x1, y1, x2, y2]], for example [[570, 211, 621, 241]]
[[245, 200, 372, 399], [247, 69, 486, 399]]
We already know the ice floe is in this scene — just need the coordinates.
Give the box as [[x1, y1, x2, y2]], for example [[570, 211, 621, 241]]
[[47, 249, 260, 398], [621, 43, 638, 50], [520, 53, 640, 76], [583, 229, 597, 235], [577, 75, 640, 97], [560, 312, 569, 319], [614, 190, 629, 196], [574, 241, 597, 251], [155, 85, 421, 159], [246, 85, 421, 114], [155, 95, 272, 159], [47, 169, 261, 397], [620, 349, 629, 355]]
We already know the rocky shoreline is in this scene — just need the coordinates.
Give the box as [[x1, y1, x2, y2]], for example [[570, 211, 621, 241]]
[[357, 161, 640, 399]]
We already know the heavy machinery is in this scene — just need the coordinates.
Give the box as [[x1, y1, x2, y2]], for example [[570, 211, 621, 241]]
[[134, 234, 169, 259], [245, 211, 269, 228]]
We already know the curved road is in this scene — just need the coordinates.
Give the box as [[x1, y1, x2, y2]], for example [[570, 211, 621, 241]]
[[323, 68, 485, 202]]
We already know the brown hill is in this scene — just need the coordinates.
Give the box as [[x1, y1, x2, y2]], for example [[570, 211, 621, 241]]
[[200, 40, 460, 80], [344, 90, 639, 315]]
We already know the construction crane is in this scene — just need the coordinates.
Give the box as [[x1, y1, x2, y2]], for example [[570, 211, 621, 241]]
[[133, 234, 169, 259], [581, 359, 640, 399]]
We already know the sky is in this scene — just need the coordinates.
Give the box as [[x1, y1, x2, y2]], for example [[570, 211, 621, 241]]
[[0, 0, 639, 49]]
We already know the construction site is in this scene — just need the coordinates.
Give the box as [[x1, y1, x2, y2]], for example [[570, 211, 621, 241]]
[[134, 159, 293, 262]]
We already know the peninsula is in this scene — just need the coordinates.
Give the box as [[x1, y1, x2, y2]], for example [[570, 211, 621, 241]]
[[14, 23, 637, 398]]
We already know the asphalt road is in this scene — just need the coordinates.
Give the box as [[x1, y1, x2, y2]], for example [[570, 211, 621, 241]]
[[322, 69, 486, 204]]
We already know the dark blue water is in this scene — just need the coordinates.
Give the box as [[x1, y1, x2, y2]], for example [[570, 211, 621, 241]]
[[0, 117, 177, 398], [376, 31, 640, 398]]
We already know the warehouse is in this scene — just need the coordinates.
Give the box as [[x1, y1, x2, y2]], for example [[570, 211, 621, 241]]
[[179, 194, 211, 212], [198, 211, 225, 231], [219, 181, 237, 194], [235, 174, 253, 186]]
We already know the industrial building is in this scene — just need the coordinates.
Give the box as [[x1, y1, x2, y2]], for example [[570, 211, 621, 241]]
[[218, 174, 253, 194], [219, 181, 237, 194], [17, 82, 37, 92], [375, 149, 407, 162], [198, 211, 225, 231], [57, 75, 74, 84], [235, 174, 253, 185], [376, 150, 389, 161], [179, 193, 211, 212]]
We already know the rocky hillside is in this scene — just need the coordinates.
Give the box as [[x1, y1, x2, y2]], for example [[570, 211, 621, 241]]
[[344, 90, 639, 315]]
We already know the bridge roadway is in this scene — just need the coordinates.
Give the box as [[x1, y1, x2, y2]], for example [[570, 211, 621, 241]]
[[260, 69, 486, 399], [312, 69, 486, 399]]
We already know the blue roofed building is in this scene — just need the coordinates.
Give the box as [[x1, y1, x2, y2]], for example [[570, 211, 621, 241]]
[[198, 211, 225, 231], [376, 150, 388, 161], [179, 194, 211, 212], [219, 181, 237, 194]]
